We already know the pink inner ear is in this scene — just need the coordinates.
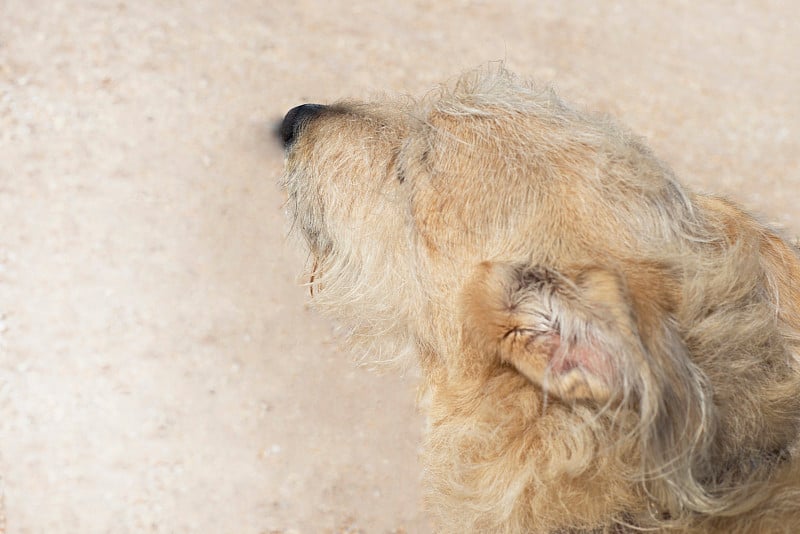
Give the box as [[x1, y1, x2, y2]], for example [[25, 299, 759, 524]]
[[540, 332, 610, 380]]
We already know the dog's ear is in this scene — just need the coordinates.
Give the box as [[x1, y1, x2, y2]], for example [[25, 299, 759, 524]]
[[463, 261, 653, 403]]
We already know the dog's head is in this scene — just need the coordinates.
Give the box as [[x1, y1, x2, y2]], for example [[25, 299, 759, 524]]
[[280, 68, 694, 364], [279, 66, 800, 528]]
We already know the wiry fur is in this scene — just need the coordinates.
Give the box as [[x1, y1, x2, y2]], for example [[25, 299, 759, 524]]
[[279, 66, 800, 533]]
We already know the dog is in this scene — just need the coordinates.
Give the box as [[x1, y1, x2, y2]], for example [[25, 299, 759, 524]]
[[278, 66, 800, 533]]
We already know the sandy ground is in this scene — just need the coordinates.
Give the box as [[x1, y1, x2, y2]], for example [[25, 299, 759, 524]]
[[0, 1, 797, 532]]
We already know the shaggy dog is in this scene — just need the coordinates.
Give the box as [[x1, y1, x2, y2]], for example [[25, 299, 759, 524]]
[[278, 67, 800, 533]]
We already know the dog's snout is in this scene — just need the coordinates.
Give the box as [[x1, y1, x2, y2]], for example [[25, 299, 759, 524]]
[[279, 103, 326, 148]]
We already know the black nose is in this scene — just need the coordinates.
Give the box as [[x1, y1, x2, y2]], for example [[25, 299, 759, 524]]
[[279, 104, 327, 148]]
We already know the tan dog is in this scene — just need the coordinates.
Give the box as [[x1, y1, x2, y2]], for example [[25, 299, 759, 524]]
[[278, 67, 800, 533]]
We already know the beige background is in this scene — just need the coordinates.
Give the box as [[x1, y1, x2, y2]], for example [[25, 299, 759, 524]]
[[0, 1, 797, 532]]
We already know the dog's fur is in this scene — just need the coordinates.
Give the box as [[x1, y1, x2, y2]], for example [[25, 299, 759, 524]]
[[279, 67, 800, 533]]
